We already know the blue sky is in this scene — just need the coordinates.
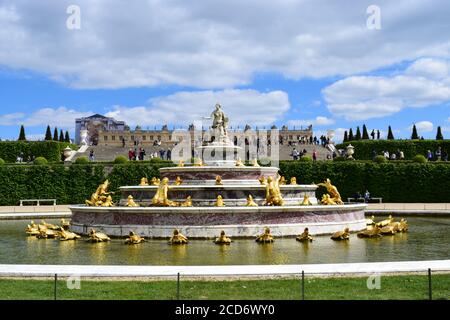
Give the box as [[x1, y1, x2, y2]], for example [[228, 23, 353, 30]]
[[0, 0, 449, 142]]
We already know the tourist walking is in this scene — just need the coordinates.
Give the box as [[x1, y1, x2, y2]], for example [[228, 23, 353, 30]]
[[89, 150, 95, 162]]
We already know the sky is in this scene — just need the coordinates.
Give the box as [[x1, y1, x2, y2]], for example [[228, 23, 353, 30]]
[[0, 0, 449, 142]]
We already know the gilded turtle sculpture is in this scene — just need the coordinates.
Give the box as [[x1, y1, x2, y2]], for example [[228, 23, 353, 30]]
[[125, 231, 145, 244], [214, 230, 232, 245], [59, 228, 81, 241], [331, 227, 350, 241], [88, 229, 111, 242], [357, 225, 382, 238]]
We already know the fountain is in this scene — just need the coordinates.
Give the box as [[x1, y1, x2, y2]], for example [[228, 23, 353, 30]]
[[69, 104, 367, 238]]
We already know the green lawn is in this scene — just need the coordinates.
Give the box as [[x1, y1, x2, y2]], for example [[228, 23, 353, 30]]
[[0, 274, 448, 300]]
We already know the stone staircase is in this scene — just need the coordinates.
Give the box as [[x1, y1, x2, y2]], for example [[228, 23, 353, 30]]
[[71, 143, 332, 162]]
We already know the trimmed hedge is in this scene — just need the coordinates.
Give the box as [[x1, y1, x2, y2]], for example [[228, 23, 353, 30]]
[[0, 141, 77, 163], [336, 140, 450, 160], [0, 161, 448, 205], [279, 161, 450, 203]]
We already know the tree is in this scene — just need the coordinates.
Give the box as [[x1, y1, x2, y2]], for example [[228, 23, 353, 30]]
[[343, 130, 348, 142], [18, 125, 26, 141], [362, 124, 369, 139], [45, 125, 52, 141], [348, 128, 354, 141], [53, 127, 59, 141], [355, 126, 361, 140], [65, 131, 70, 143], [411, 124, 419, 140], [59, 129, 64, 142], [436, 126, 444, 140], [387, 126, 394, 140]]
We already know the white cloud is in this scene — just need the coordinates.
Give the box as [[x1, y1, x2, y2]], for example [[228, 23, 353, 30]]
[[287, 116, 335, 127], [0, 107, 92, 130], [323, 58, 450, 120], [412, 121, 433, 133], [2, 1, 450, 89], [105, 89, 290, 127]]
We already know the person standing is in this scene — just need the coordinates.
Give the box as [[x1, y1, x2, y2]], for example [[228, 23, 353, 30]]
[[89, 150, 95, 162], [312, 149, 317, 161]]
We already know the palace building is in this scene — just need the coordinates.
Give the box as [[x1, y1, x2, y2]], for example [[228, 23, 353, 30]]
[[76, 114, 313, 148]]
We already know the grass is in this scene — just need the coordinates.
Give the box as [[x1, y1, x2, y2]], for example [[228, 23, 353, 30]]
[[0, 274, 448, 300]]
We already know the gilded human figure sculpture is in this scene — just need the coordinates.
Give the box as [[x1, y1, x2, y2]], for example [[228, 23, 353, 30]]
[[263, 175, 284, 206], [101, 195, 114, 207], [139, 177, 149, 186], [321, 194, 336, 205], [180, 196, 192, 207], [296, 227, 313, 242], [25, 221, 39, 236], [301, 194, 312, 205], [251, 159, 260, 167], [126, 195, 139, 207], [317, 179, 343, 205], [36, 225, 59, 239], [256, 227, 274, 243], [215, 195, 225, 207], [376, 215, 393, 227], [398, 218, 408, 232], [169, 229, 188, 244], [60, 218, 70, 230], [86, 180, 113, 207], [279, 176, 286, 185], [290, 177, 297, 185], [214, 230, 232, 245], [151, 177, 160, 185], [235, 158, 245, 167], [175, 176, 183, 185], [215, 175, 223, 185], [152, 177, 177, 207], [258, 176, 267, 185], [177, 160, 184, 167], [246, 195, 258, 207]]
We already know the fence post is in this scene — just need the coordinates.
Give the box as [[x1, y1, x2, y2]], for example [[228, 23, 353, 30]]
[[428, 268, 432, 300], [54, 274, 57, 300], [301, 270, 305, 300], [177, 272, 180, 300]]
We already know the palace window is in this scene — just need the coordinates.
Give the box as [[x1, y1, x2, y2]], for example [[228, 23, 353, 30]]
[[111, 136, 116, 141], [104, 136, 108, 141], [131, 136, 135, 141], [142, 135, 146, 140]]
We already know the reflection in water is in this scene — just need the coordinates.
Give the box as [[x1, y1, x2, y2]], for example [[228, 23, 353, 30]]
[[0, 217, 449, 266]]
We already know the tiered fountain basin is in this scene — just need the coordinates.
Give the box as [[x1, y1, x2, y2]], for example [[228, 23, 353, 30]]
[[69, 165, 367, 238]]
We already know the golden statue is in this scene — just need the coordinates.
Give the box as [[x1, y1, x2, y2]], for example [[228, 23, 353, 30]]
[[36, 225, 59, 239], [215, 195, 225, 207], [152, 177, 178, 207], [321, 194, 337, 205], [151, 177, 161, 186], [215, 175, 223, 185], [139, 177, 149, 186], [101, 195, 114, 207], [258, 176, 267, 185], [279, 176, 286, 185], [60, 218, 70, 230], [398, 218, 408, 232], [331, 227, 350, 241], [376, 215, 393, 227], [357, 225, 382, 238], [246, 195, 258, 207], [301, 194, 312, 205], [125, 231, 145, 244], [40, 220, 59, 230], [235, 158, 245, 167], [88, 229, 111, 242], [380, 223, 399, 235], [296, 227, 313, 242], [126, 195, 139, 207], [25, 221, 39, 236], [214, 230, 232, 245], [175, 176, 183, 185], [317, 179, 343, 205], [193, 158, 203, 166], [366, 215, 375, 225], [59, 228, 81, 241], [256, 227, 274, 243], [180, 196, 192, 207], [290, 177, 297, 185], [86, 180, 114, 207], [169, 229, 188, 244], [251, 159, 260, 167], [263, 175, 284, 206], [178, 160, 184, 167]]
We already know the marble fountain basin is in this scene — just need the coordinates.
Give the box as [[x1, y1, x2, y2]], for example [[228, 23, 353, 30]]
[[69, 203, 367, 239]]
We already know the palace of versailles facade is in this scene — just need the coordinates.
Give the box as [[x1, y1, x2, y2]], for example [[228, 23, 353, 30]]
[[75, 114, 314, 149]]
